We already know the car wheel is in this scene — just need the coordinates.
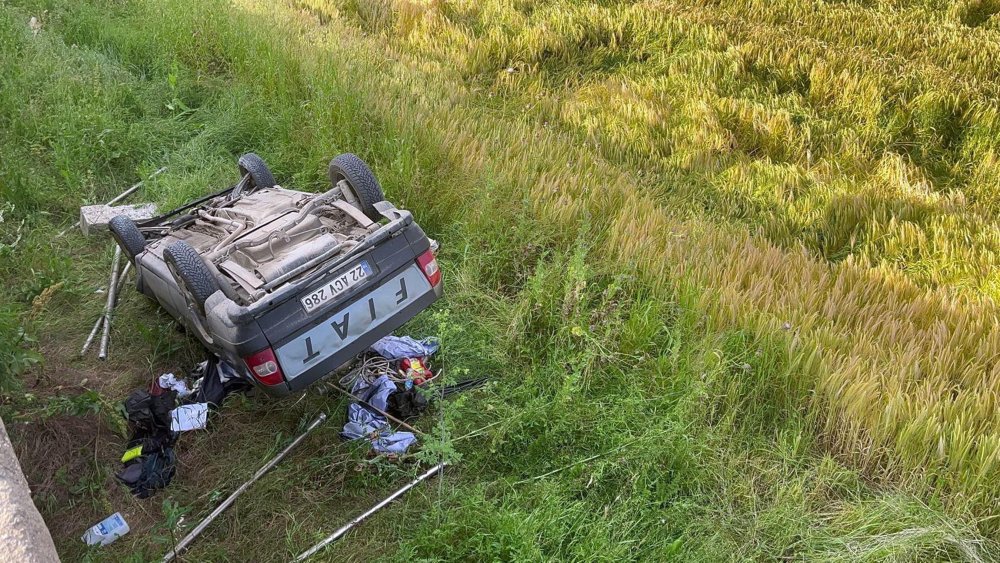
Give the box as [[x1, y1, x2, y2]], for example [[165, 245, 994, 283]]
[[108, 215, 146, 262], [163, 240, 221, 317], [237, 153, 276, 190], [328, 153, 385, 222]]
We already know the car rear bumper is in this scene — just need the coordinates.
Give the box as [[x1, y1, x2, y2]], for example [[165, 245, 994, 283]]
[[243, 290, 441, 397]]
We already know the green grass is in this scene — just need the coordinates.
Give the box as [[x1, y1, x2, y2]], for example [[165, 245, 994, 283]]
[[0, 0, 996, 560]]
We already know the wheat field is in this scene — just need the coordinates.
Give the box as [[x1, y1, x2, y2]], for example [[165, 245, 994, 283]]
[[317, 0, 1000, 523], [3, 0, 1000, 559]]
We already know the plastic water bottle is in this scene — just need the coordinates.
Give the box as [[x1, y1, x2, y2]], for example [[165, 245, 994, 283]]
[[81, 512, 130, 546]]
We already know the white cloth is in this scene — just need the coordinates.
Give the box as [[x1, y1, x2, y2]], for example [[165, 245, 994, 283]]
[[169, 403, 208, 432], [158, 373, 192, 398]]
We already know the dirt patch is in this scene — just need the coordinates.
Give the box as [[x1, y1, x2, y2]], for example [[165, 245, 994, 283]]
[[7, 411, 125, 544]]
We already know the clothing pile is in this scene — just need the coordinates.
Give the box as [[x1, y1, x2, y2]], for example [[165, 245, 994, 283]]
[[117, 355, 251, 498], [339, 335, 440, 455]]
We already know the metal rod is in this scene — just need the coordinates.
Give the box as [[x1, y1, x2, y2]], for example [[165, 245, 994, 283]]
[[161, 413, 328, 562], [81, 256, 131, 356], [114, 261, 133, 296], [80, 314, 104, 356], [294, 462, 447, 562], [97, 247, 122, 360], [326, 382, 424, 436], [58, 167, 166, 236]]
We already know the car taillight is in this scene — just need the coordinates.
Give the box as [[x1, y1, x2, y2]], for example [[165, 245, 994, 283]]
[[416, 249, 441, 287], [243, 347, 285, 386]]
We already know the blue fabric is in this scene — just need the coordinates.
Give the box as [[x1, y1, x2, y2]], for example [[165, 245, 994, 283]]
[[372, 431, 417, 454], [370, 335, 440, 360], [351, 375, 397, 419], [341, 374, 418, 454]]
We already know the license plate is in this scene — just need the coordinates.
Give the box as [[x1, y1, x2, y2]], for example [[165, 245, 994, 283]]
[[300, 261, 372, 313], [277, 265, 432, 379]]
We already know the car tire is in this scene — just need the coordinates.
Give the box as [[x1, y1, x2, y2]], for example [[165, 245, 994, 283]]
[[163, 240, 221, 316], [238, 153, 276, 190], [328, 153, 385, 222], [108, 215, 147, 262]]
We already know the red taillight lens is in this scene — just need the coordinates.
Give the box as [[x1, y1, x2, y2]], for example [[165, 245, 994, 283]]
[[243, 347, 285, 386], [416, 249, 441, 287]]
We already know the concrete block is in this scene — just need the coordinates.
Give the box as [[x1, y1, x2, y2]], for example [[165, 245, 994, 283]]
[[80, 203, 157, 236]]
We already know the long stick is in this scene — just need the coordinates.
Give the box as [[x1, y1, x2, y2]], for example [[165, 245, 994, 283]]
[[58, 167, 166, 236], [161, 413, 327, 562], [294, 462, 447, 562], [326, 382, 424, 436], [97, 246, 122, 360]]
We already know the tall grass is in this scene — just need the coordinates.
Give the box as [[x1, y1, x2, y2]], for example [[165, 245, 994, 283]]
[[335, 0, 1000, 297], [304, 0, 1000, 528], [1, 0, 998, 559]]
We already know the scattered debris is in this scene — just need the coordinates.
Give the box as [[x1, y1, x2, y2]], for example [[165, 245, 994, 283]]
[[81, 512, 130, 547], [333, 338, 441, 455], [115, 356, 251, 500], [158, 373, 191, 399], [118, 382, 179, 498], [187, 356, 251, 408], [116, 448, 176, 499], [294, 462, 448, 561], [169, 403, 208, 432], [161, 413, 328, 563], [341, 375, 418, 454], [27, 17, 41, 36]]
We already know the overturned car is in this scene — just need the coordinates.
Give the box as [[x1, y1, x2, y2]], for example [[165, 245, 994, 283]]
[[109, 153, 442, 396]]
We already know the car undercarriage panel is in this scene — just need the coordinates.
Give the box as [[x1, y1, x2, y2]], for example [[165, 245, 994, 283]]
[[146, 186, 375, 305]]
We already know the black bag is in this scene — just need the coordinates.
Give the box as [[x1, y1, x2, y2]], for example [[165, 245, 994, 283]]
[[123, 389, 176, 434], [116, 448, 177, 499], [124, 431, 177, 455], [387, 388, 428, 420], [149, 392, 176, 428], [123, 389, 155, 432]]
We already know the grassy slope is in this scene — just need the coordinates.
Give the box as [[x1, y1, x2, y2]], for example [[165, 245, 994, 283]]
[[0, 0, 994, 561], [319, 0, 1000, 525]]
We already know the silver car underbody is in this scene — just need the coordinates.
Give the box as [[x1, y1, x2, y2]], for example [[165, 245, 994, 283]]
[[145, 182, 378, 305]]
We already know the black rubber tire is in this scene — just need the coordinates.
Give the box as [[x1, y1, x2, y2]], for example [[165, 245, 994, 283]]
[[328, 153, 385, 221], [237, 153, 276, 190], [108, 215, 146, 262], [163, 241, 221, 316]]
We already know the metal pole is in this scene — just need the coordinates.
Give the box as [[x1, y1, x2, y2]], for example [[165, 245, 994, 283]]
[[80, 314, 104, 356], [81, 257, 131, 356], [114, 261, 133, 296], [294, 462, 447, 562], [161, 413, 328, 562], [97, 246, 122, 360], [58, 167, 166, 236]]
